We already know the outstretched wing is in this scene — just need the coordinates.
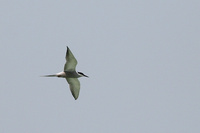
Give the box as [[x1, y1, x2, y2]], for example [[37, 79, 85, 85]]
[[66, 78, 80, 100], [64, 47, 78, 71]]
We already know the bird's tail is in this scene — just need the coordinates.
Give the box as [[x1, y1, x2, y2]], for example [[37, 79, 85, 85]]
[[40, 74, 57, 77]]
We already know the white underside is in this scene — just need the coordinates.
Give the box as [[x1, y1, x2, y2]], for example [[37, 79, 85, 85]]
[[56, 71, 66, 77]]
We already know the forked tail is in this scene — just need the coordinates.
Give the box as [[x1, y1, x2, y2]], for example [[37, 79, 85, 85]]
[[41, 74, 57, 77]]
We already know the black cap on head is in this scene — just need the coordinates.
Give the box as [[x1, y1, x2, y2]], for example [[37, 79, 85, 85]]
[[78, 72, 89, 77]]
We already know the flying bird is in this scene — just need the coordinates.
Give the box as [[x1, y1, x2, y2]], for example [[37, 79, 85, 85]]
[[42, 47, 88, 100]]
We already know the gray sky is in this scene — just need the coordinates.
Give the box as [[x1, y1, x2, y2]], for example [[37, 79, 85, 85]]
[[0, 0, 200, 133]]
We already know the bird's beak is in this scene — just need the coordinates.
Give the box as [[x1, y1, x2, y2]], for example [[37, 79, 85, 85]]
[[84, 75, 89, 78]]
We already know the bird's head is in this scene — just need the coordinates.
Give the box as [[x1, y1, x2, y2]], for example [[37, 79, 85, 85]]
[[78, 72, 89, 78]]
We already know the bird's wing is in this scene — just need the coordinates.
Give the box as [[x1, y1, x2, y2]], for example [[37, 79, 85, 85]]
[[64, 47, 78, 71], [66, 78, 80, 100]]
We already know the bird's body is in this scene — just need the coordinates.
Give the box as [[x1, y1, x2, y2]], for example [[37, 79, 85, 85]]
[[42, 47, 88, 100]]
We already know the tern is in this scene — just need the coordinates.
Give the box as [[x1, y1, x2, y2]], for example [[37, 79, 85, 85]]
[[42, 47, 88, 100]]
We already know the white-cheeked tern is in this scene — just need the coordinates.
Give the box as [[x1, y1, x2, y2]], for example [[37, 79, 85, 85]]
[[42, 47, 88, 100]]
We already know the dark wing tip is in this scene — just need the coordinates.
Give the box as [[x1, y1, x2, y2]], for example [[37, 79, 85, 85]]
[[66, 46, 70, 54], [72, 93, 78, 100], [66, 46, 69, 58]]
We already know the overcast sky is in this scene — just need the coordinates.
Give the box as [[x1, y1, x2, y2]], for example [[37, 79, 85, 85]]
[[0, 0, 200, 133]]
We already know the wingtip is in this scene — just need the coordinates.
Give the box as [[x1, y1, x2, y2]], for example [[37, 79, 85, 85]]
[[67, 46, 70, 52], [74, 96, 78, 100]]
